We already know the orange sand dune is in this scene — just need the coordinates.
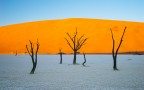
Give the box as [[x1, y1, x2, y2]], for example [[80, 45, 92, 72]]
[[0, 18, 144, 54]]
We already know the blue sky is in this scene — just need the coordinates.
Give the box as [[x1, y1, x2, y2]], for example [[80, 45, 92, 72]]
[[0, 0, 144, 26]]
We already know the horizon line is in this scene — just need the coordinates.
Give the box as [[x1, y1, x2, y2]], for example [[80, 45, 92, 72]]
[[1, 17, 144, 27]]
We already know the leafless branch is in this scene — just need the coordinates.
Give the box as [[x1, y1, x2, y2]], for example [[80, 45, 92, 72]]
[[64, 38, 74, 50]]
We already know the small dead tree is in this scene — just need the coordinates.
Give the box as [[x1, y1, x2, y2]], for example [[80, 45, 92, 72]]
[[26, 39, 39, 74], [82, 52, 86, 66], [110, 27, 126, 70], [15, 50, 17, 56], [65, 28, 88, 64], [59, 48, 63, 64]]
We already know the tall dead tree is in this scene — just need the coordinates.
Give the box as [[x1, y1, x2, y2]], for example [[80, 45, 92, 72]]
[[110, 27, 126, 70], [26, 39, 39, 74], [59, 48, 63, 64], [65, 28, 88, 64]]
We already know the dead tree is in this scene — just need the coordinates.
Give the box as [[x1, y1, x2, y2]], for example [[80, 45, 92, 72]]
[[26, 39, 39, 74], [59, 48, 63, 64], [15, 51, 17, 56], [110, 27, 126, 70], [82, 52, 86, 66], [65, 28, 88, 64]]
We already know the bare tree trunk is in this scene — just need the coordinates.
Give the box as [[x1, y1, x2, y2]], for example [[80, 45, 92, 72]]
[[59, 48, 63, 64], [15, 51, 17, 56], [113, 57, 118, 70], [73, 50, 77, 64], [60, 53, 62, 64], [30, 53, 38, 74], [82, 53, 86, 66], [30, 63, 36, 74], [112, 51, 118, 70]]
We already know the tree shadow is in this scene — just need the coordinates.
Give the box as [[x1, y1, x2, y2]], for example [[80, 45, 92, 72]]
[[82, 65, 90, 67]]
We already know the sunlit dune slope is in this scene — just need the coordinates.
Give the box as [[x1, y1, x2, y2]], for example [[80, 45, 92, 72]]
[[0, 18, 144, 54]]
